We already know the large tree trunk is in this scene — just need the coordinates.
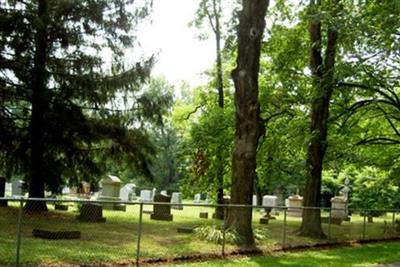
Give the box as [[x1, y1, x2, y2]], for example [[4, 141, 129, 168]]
[[25, 0, 49, 212], [227, 0, 269, 246], [299, 0, 339, 238]]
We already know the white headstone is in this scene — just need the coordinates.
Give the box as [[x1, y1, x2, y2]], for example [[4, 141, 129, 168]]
[[140, 190, 152, 202], [205, 193, 210, 204], [160, 190, 167, 196], [171, 192, 183, 210], [98, 175, 125, 210], [62, 186, 70, 195], [286, 195, 303, 217], [262, 195, 277, 207], [253, 195, 258, 206], [193, 193, 201, 203], [5, 183, 12, 196], [99, 175, 122, 199], [331, 196, 348, 219], [152, 188, 157, 201], [11, 180, 24, 196], [120, 183, 136, 202]]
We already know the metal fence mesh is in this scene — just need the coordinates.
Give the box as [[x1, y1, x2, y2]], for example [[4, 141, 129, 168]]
[[0, 198, 399, 267]]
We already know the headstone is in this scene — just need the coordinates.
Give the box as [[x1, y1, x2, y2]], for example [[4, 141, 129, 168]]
[[62, 186, 70, 195], [152, 188, 157, 201], [171, 192, 183, 210], [12, 180, 24, 196], [76, 203, 106, 222], [331, 196, 347, 219], [286, 195, 303, 217], [5, 183, 11, 196], [140, 190, 152, 202], [260, 195, 278, 223], [150, 194, 173, 221], [193, 193, 201, 203], [205, 193, 210, 204], [160, 190, 168, 196], [252, 195, 258, 206], [97, 175, 125, 211], [120, 183, 136, 202], [0, 177, 7, 207], [262, 195, 277, 208]]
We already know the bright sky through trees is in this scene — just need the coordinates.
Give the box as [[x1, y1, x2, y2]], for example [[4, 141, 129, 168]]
[[136, 0, 216, 88]]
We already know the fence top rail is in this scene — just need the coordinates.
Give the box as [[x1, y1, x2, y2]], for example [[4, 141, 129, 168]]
[[0, 197, 399, 213]]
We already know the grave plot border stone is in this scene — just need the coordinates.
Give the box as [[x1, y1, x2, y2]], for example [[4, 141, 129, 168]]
[[54, 204, 68, 211], [32, 229, 81, 239]]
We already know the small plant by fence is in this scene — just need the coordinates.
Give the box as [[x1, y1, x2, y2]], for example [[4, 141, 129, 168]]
[[0, 197, 399, 266]]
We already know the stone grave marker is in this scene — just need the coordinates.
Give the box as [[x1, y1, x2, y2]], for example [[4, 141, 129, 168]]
[[252, 195, 258, 206], [12, 180, 24, 196], [0, 177, 7, 207], [205, 193, 210, 204], [76, 203, 106, 222], [171, 192, 183, 210], [120, 183, 136, 202], [331, 196, 347, 220], [260, 195, 278, 224], [161, 190, 168, 196], [286, 195, 303, 217], [193, 193, 201, 203], [62, 186, 70, 195], [150, 194, 173, 221], [140, 190, 152, 202], [98, 175, 125, 211], [5, 182, 11, 196]]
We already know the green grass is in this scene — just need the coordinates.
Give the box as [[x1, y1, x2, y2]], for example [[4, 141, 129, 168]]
[[170, 242, 400, 267], [0, 201, 398, 266]]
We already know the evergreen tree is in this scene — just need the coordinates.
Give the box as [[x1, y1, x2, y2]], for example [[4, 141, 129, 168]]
[[0, 0, 161, 211]]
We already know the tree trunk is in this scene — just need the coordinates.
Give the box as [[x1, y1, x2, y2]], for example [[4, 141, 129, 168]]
[[227, 0, 269, 246], [211, 0, 225, 220], [25, 0, 49, 212], [299, 0, 339, 238]]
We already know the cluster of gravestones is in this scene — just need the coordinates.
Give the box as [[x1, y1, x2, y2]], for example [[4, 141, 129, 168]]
[[0, 175, 371, 229]]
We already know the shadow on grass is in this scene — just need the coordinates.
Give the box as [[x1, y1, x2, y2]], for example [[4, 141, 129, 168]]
[[181, 242, 400, 267]]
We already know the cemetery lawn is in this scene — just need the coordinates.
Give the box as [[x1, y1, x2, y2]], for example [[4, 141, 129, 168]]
[[171, 241, 400, 267], [0, 202, 399, 266]]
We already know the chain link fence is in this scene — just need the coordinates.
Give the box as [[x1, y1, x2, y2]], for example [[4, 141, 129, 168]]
[[0, 197, 399, 266]]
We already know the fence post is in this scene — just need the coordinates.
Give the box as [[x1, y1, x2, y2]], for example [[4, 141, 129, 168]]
[[15, 198, 24, 267], [328, 207, 332, 240], [221, 205, 227, 258], [282, 207, 287, 249], [136, 203, 143, 267], [362, 212, 366, 240]]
